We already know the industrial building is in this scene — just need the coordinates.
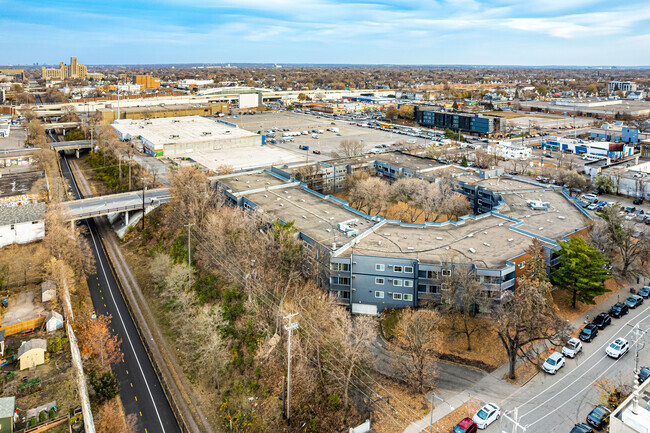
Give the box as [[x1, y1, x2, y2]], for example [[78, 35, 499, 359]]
[[519, 99, 650, 119], [0, 69, 25, 81], [111, 115, 261, 157], [590, 124, 643, 143], [584, 156, 650, 199], [542, 136, 634, 159], [97, 103, 228, 122], [215, 160, 591, 314], [415, 107, 505, 136]]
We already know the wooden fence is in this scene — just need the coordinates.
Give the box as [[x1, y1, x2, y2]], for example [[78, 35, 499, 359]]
[[0, 314, 46, 337], [16, 415, 69, 433]]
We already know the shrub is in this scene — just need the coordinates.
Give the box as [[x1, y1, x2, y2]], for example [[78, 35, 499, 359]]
[[49, 408, 56, 419], [328, 394, 341, 411], [90, 371, 120, 404], [29, 417, 37, 427], [39, 410, 46, 422]]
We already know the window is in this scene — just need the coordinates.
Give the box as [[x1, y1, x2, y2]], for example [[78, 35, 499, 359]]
[[442, 269, 452, 277], [332, 263, 350, 272], [404, 280, 413, 288], [332, 277, 350, 285], [394, 265, 403, 272], [393, 279, 402, 287], [375, 277, 384, 285], [10, 224, 14, 230], [404, 266, 413, 274], [375, 291, 384, 299], [393, 293, 403, 300], [518, 261, 526, 269], [403, 294, 413, 301], [375, 264, 385, 271]]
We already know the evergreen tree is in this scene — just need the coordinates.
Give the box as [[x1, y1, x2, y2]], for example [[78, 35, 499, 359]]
[[553, 236, 610, 308]]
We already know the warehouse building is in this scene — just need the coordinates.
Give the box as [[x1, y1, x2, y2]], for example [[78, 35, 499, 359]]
[[97, 103, 228, 122], [215, 163, 591, 314], [111, 116, 261, 157], [415, 107, 505, 136]]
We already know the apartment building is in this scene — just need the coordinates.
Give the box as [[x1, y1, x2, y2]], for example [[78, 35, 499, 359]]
[[415, 107, 505, 136], [41, 57, 88, 79], [609, 81, 638, 93], [215, 158, 592, 314]]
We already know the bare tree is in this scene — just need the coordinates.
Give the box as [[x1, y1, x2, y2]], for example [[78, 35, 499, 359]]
[[598, 205, 650, 277], [335, 139, 365, 158], [169, 167, 220, 227], [392, 309, 439, 393], [473, 149, 493, 169]]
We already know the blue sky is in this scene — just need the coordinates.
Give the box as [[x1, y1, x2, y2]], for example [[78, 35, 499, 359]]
[[2, 0, 650, 66]]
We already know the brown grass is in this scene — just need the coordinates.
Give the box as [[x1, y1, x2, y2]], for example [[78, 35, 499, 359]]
[[436, 315, 507, 371], [552, 278, 624, 323]]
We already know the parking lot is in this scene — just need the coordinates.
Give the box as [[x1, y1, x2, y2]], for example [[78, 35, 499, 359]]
[[230, 111, 421, 161]]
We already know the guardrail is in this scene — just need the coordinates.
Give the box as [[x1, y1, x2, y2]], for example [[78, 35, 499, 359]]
[[67, 203, 145, 220]]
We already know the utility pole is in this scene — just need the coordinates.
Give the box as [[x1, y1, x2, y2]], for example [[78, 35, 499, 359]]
[[141, 178, 147, 230], [283, 313, 299, 423], [185, 223, 194, 290]]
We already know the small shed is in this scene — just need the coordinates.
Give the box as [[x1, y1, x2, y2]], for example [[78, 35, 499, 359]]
[[45, 311, 64, 333], [41, 280, 56, 303], [0, 396, 15, 433], [17, 339, 47, 370]]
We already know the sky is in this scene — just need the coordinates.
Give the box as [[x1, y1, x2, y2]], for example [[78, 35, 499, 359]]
[[2, 0, 650, 66]]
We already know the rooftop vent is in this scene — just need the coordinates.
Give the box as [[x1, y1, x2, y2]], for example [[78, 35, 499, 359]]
[[483, 242, 491, 247], [378, 241, 382, 245], [384, 233, 391, 236], [407, 247, 415, 250], [302, 215, 307, 219], [469, 248, 476, 253], [508, 238, 514, 242], [558, 216, 565, 220]]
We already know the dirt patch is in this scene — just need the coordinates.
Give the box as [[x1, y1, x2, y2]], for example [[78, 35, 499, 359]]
[[553, 278, 624, 323], [2, 290, 46, 326]]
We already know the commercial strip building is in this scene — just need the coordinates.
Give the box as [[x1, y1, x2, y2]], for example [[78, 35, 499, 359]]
[[542, 136, 634, 159], [214, 157, 592, 314], [414, 107, 506, 136], [584, 156, 650, 199], [590, 123, 646, 143], [111, 115, 261, 157]]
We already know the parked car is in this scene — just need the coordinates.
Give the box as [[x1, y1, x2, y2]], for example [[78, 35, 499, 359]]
[[639, 286, 650, 299], [638, 366, 650, 384], [624, 206, 636, 213], [452, 417, 478, 433], [472, 403, 500, 429], [542, 352, 565, 374], [609, 302, 629, 318], [570, 423, 594, 433], [606, 337, 630, 359], [633, 198, 643, 205], [625, 295, 644, 309], [579, 324, 599, 342], [592, 313, 611, 330], [586, 405, 611, 430], [562, 338, 583, 358]]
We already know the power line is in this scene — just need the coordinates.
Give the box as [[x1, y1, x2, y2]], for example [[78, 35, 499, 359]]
[[163, 208, 419, 424]]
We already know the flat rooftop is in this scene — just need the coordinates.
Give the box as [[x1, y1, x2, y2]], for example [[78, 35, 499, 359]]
[[0, 171, 44, 198], [217, 171, 291, 193], [97, 103, 216, 114], [112, 116, 257, 146], [461, 175, 546, 192], [245, 186, 378, 246], [498, 189, 589, 240], [188, 146, 305, 172], [343, 216, 539, 268], [372, 152, 446, 172]]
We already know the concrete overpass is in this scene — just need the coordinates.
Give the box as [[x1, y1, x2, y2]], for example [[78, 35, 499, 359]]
[[43, 121, 82, 134], [62, 188, 171, 221], [51, 140, 94, 154]]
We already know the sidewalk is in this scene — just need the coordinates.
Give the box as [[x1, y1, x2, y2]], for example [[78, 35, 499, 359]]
[[400, 280, 645, 433]]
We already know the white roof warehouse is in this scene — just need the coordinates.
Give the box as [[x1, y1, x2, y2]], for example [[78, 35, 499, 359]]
[[111, 115, 262, 157]]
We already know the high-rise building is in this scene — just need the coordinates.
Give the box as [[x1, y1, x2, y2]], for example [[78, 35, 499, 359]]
[[41, 57, 88, 79]]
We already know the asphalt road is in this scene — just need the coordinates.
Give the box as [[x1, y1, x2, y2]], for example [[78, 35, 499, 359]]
[[501, 300, 650, 433], [60, 154, 181, 433]]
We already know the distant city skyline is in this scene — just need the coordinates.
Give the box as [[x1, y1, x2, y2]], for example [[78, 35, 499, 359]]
[[3, 0, 650, 66]]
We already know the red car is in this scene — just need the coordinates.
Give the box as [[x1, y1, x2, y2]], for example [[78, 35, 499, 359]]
[[453, 418, 478, 433]]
